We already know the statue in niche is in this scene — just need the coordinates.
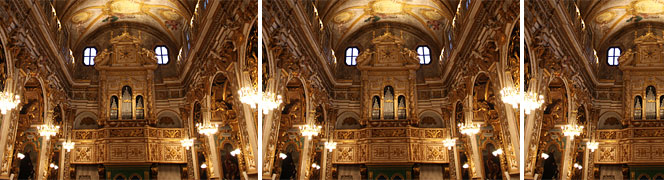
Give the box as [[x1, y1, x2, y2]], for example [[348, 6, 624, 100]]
[[372, 96, 381, 120], [136, 96, 144, 119], [121, 86, 132, 119], [110, 96, 119, 120]]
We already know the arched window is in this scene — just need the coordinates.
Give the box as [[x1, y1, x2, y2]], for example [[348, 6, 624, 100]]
[[121, 86, 133, 119], [659, 95, 664, 119], [607, 47, 621, 66], [83, 47, 97, 66], [635, 96, 643, 120], [110, 96, 119, 120], [397, 95, 406, 119], [345, 47, 359, 66], [383, 86, 395, 120], [155, 45, 169, 64], [416, 45, 431, 64], [646, 86, 657, 119], [372, 96, 381, 120], [135, 95, 144, 119]]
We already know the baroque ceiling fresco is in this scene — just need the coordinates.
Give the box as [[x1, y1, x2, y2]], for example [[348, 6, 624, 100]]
[[323, 0, 452, 46], [585, 0, 664, 46], [61, 0, 190, 47]]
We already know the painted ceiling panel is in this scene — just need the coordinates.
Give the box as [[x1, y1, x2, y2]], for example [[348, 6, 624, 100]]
[[323, 0, 453, 46], [62, 0, 189, 47], [587, 0, 664, 45]]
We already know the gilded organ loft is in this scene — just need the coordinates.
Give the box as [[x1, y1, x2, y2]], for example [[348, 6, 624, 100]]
[[0, 0, 257, 179], [263, 0, 519, 179]]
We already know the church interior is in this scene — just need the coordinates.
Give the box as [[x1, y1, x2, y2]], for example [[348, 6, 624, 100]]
[[526, 0, 664, 179], [263, 0, 519, 179], [0, 0, 258, 179]]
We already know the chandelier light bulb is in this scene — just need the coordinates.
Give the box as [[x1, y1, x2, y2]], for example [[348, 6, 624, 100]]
[[0, 91, 20, 115], [299, 124, 321, 140], [180, 138, 194, 150], [541, 153, 549, 159], [492, 148, 503, 156], [38, 124, 60, 140], [561, 124, 583, 140], [196, 122, 218, 136], [17, 153, 25, 159], [462, 163, 469, 169], [63, 141, 75, 152], [587, 141, 599, 152], [230, 148, 241, 157], [500, 86, 521, 109], [325, 141, 337, 152], [523, 92, 545, 114], [261, 92, 282, 114], [279, 153, 287, 159], [238, 87, 260, 108], [442, 138, 457, 150], [458, 123, 480, 135], [200, 163, 207, 169]]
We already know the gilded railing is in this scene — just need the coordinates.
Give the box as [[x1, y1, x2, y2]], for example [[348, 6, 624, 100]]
[[594, 127, 664, 164], [70, 127, 187, 164], [332, 127, 449, 164]]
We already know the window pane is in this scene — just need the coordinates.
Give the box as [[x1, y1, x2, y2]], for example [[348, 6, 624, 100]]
[[353, 48, 358, 56], [424, 47, 430, 54], [91, 48, 97, 55], [346, 48, 352, 56]]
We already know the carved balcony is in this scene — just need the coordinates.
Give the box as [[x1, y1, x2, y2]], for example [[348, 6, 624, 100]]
[[594, 127, 664, 165], [332, 127, 449, 165], [70, 127, 187, 164]]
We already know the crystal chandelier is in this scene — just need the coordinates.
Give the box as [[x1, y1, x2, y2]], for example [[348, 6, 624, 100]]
[[261, 91, 282, 114], [238, 86, 260, 108], [523, 91, 545, 114], [587, 141, 598, 152], [561, 124, 584, 140], [196, 122, 218, 136], [458, 122, 480, 136], [180, 138, 194, 150], [0, 91, 20, 114], [62, 141, 75, 152], [442, 138, 457, 150], [38, 124, 60, 140], [500, 86, 521, 109], [299, 124, 321, 140], [325, 140, 337, 152]]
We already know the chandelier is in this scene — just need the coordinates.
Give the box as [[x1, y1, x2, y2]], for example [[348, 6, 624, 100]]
[[238, 86, 260, 108], [62, 141, 75, 152], [587, 141, 599, 152], [230, 148, 241, 157], [523, 91, 545, 114], [261, 91, 282, 114], [196, 122, 218, 136], [458, 122, 480, 136], [492, 148, 503, 157], [500, 86, 521, 109], [311, 163, 321, 170], [299, 124, 322, 140], [0, 91, 20, 114], [561, 124, 584, 140], [180, 138, 194, 150], [442, 138, 457, 150], [325, 140, 337, 152], [38, 124, 60, 140]]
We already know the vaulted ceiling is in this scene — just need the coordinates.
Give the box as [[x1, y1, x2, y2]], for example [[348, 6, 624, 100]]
[[318, 0, 457, 49], [581, 0, 664, 47], [54, 0, 195, 49]]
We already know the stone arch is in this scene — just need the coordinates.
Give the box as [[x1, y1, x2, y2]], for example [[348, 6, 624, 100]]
[[74, 111, 99, 129], [418, 110, 444, 128], [598, 111, 622, 130], [336, 111, 361, 129], [156, 110, 182, 128]]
